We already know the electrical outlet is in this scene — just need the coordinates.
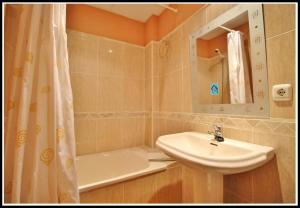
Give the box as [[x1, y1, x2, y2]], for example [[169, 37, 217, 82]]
[[272, 84, 292, 101]]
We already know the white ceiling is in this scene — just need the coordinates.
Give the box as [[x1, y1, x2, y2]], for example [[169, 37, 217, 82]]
[[88, 4, 167, 22]]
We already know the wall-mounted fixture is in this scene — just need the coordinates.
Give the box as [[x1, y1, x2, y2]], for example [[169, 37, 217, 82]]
[[272, 84, 292, 101]]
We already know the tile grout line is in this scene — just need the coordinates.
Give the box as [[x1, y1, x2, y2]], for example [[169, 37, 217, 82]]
[[151, 43, 155, 147], [266, 29, 295, 40], [96, 35, 99, 152]]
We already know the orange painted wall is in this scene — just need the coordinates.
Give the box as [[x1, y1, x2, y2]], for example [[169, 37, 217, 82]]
[[66, 4, 145, 46], [157, 4, 206, 40], [145, 15, 159, 44], [197, 39, 210, 58], [66, 4, 205, 46], [197, 23, 250, 58]]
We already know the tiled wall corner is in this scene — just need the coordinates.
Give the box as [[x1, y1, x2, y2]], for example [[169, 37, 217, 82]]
[[68, 30, 146, 155]]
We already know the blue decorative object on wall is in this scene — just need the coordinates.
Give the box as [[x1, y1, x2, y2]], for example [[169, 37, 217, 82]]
[[210, 83, 219, 95]]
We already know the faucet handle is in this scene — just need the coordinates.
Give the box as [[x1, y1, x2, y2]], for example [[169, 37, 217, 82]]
[[210, 124, 225, 142], [213, 124, 222, 131], [213, 124, 223, 138]]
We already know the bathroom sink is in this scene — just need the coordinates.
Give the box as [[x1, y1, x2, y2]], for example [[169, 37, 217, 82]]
[[156, 132, 275, 175]]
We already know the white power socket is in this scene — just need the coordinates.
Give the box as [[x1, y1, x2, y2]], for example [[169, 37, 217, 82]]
[[272, 84, 292, 101]]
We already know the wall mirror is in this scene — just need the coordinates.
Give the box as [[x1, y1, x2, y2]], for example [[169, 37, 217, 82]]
[[190, 4, 269, 117]]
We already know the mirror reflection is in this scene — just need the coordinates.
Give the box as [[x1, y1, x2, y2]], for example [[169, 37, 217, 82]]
[[196, 12, 253, 105]]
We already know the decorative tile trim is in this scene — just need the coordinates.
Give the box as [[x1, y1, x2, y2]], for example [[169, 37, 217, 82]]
[[74, 112, 148, 119], [155, 111, 296, 136]]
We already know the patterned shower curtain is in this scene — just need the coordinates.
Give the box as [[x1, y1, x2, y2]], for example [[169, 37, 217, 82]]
[[4, 4, 79, 203]]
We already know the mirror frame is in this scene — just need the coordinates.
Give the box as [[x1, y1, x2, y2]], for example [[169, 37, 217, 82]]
[[189, 4, 269, 117]]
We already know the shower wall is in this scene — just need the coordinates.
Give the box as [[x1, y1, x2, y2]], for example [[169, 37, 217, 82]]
[[67, 30, 146, 155]]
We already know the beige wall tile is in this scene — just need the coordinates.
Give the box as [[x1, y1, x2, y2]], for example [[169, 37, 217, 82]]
[[96, 118, 123, 152], [159, 71, 183, 112], [67, 31, 98, 74], [224, 171, 253, 202], [182, 68, 193, 112], [159, 28, 183, 76], [155, 166, 182, 203], [98, 37, 145, 79], [70, 30, 146, 155], [251, 157, 283, 203], [222, 128, 253, 143], [153, 77, 160, 111], [74, 117, 97, 144], [145, 79, 152, 111], [266, 31, 295, 118], [159, 118, 183, 138], [98, 38, 124, 77], [123, 173, 157, 203], [97, 76, 123, 112], [253, 131, 295, 203], [184, 122, 210, 134], [206, 4, 236, 23], [123, 78, 145, 111], [74, 116, 98, 155], [224, 189, 250, 203], [152, 43, 160, 77], [70, 73, 97, 112], [145, 117, 152, 147], [152, 116, 160, 145], [122, 45, 145, 79], [273, 123, 294, 137], [145, 44, 152, 80], [182, 165, 195, 203], [80, 183, 124, 203], [263, 4, 295, 38], [121, 117, 145, 148], [182, 9, 207, 69], [76, 140, 97, 156]]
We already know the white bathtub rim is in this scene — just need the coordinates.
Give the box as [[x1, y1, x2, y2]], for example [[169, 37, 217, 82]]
[[78, 163, 167, 193], [77, 147, 174, 193]]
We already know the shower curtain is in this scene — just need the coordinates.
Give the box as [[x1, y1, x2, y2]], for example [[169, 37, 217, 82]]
[[227, 31, 253, 104], [4, 4, 79, 203]]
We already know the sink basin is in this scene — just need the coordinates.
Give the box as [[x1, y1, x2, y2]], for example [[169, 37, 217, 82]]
[[156, 132, 275, 175]]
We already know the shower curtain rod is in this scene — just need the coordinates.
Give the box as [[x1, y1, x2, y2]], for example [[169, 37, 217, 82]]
[[158, 4, 178, 13], [218, 25, 236, 33]]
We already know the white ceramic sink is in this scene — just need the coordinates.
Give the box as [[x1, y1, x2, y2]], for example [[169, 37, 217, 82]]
[[156, 132, 275, 175]]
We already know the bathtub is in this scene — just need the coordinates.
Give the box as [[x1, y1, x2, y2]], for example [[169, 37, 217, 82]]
[[76, 147, 175, 193]]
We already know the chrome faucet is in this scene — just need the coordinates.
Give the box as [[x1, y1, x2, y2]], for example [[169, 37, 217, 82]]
[[208, 124, 224, 142]]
